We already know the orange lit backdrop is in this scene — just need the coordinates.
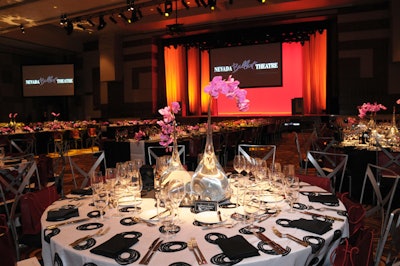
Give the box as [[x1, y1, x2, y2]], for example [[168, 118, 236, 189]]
[[164, 30, 326, 116]]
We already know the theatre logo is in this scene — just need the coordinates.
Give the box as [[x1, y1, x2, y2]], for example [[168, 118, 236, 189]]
[[213, 59, 279, 74], [25, 76, 73, 86]]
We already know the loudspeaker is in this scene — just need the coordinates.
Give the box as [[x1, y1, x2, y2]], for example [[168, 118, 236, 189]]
[[292, 98, 304, 115]]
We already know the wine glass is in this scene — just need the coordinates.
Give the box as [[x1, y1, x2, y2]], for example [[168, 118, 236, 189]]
[[90, 170, 104, 193], [126, 160, 143, 213], [233, 155, 245, 176], [105, 167, 117, 189], [154, 155, 171, 213], [243, 184, 262, 231], [285, 182, 300, 213], [93, 188, 109, 220], [168, 178, 186, 227]]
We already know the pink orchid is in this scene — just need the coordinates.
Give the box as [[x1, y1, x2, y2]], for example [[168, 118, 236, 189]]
[[397, 99, 400, 105], [158, 101, 180, 147]]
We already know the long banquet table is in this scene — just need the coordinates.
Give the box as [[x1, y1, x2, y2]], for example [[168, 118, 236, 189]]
[[41, 182, 349, 266]]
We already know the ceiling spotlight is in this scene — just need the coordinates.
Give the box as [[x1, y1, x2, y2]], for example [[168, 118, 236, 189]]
[[60, 14, 67, 25], [87, 18, 95, 27], [127, 0, 135, 11], [181, 0, 190, 9], [194, 0, 201, 7], [156, 6, 164, 16], [97, 15, 107, 30], [109, 15, 118, 24], [137, 8, 143, 19], [130, 9, 140, 22], [20, 24, 25, 34], [257, 0, 266, 3], [199, 0, 207, 7], [208, 0, 216, 10], [164, 1, 173, 17]]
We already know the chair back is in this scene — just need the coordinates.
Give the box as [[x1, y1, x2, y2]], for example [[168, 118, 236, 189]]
[[360, 163, 400, 236], [148, 145, 185, 165], [305, 150, 348, 193], [237, 144, 276, 166], [374, 208, 400, 266]]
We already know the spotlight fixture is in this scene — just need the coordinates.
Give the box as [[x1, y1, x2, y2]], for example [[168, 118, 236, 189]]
[[97, 15, 107, 30], [20, 24, 25, 34], [109, 15, 118, 24], [194, 0, 201, 7], [127, 0, 134, 11], [130, 9, 140, 22], [181, 0, 190, 9], [60, 14, 67, 25], [257, 0, 266, 3], [137, 8, 143, 19], [118, 12, 130, 23], [156, 6, 164, 16], [199, 0, 207, 7], [208, 0, 216, 10], [164, 0, 173, 17], [87, 18, 95, 27]]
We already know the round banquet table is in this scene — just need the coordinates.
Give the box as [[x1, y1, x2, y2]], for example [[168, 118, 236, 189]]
[[41, 183, 349, 266]]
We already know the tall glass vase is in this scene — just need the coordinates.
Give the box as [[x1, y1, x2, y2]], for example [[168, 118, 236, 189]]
[[191, 99, 230, 202], [387, 106, 399, 145], [160, 123, 191, 202]]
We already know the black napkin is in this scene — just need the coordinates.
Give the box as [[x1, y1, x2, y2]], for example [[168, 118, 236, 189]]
[[90, 234, 139, 258], [289, 218, 332, 235], [216, 235, 259, 260], [70, 188, 93, 195], [308, 194, 339, 205], [46, 208, 79, 221]]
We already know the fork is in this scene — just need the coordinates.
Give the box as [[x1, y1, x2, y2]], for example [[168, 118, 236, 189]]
[[272, 226, 308, 247], [187, 240, 202, 264], [191, 237, 207, 264], [132, 217, 157, 227], [69, 227, 110, 246]]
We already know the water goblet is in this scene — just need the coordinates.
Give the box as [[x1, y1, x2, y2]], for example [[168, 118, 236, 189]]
[[233, 155, 245, 176], [243, 184, 262, 231], [168, 178, 186, 227], [285, 183, 299, 213], [93, 188, 109, 220], [91, 170, 104, 194]]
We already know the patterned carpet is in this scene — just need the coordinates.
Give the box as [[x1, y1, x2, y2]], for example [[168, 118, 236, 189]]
[[19, 131, 388, 265]]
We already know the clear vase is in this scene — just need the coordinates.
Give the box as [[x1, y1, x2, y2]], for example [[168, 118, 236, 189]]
[[387, 106, 399, 145], [190, 99, 230, 202], [159, 124, 192, 202]]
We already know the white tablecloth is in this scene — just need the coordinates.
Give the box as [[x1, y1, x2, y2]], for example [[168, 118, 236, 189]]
[[41, 185, 349, 266]]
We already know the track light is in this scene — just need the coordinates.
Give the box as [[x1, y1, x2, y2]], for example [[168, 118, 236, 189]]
[[130, 9, 140, 22], [97, 15, 107, 30], [156, 6, 164, 16], [60, 14, 67, 25], [87, 18, 95, 27], [257, 0, 266, 3], [118, 12, 129, 23], [20, 24, 25, 34], [199, 0, 207, 7], [181, 0, 190, 9], [208, 0, 216, 10], [109, 15, 118, 24], [194, 0, 201, 7], [127, 0, 134, 11], [164, 1, 173, 17]]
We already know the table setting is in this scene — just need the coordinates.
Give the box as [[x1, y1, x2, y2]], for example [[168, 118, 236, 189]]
[[41, 161, 349, 266]]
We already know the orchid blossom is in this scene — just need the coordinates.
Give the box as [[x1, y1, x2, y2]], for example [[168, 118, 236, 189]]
[[157, 101, 181, 147], [358, 102, 386, 119]]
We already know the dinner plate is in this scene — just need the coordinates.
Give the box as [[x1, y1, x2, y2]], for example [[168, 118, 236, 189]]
[[260, 194, 284, 203], [194, 211, 227, 224], [140, 208, 167, 221]]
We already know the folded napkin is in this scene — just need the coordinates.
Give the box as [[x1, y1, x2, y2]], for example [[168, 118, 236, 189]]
[[90, 234, 139, 258], [46, 208, 79, 221], [70, 188, 93, 195], [308, 194, 339, 205], [289, 218, 332, 235], [216, 235, 259, 260]]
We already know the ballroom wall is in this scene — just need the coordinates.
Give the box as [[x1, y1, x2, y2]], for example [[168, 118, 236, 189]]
[[0, 1, 399, 122]]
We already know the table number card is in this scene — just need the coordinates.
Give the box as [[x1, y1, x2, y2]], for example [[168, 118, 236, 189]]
[[194, 201, 218, 213]]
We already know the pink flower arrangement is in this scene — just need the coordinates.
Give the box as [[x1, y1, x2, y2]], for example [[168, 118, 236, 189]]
[[8, 113, 17, 119], [204, 75, 250, 112], [51, 112, 60, 120], [358, 102, 387, 119], [157, 101, 181, 147], [134, 130, 147, 141]]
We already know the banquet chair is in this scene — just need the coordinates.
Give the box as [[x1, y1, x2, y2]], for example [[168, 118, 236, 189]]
[[148, 145, 185, 166], [360, 163, 400, 237], [9, 138, 35, 155], [237, 144, 276, 166], [374, 208, 400, 266], [68, 150, 107, 189], [0, 157, 41, 260], [305, 150, 349, 194], [376, 141, 400, 175]]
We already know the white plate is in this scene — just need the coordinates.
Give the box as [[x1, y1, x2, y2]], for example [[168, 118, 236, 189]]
[[260, 194, 284, 203], [194, 211, 227, 224], [140, 208, 167, 221]]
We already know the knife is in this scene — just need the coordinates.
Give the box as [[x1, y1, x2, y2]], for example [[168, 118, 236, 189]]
[[138, 237, 161, 264], [46, 217, 90, 229], [272, 227, 309, 247], [301, 211, 345, 222], [149, 209, 169, 220], [143, 239, 163, 265], [253, 231, 287, 255]]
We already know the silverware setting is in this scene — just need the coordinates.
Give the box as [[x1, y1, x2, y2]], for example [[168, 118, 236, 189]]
[[253, 231, 287, 255], [132, 217, 157, 227], [187, 240, 202, 264], [148, 209, 170, 220], [138, 237, 160, 264], [46, 217, 91, 230], [307, 205, 340, 212], [190, 237, 207, 264], [142, 239, 163, 265], [272, 226, 309, 247], [300, 211, 345, 222], [69, 227, 110, 246]]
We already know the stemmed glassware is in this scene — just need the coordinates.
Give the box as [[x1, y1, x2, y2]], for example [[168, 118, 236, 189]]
[[167, 178, 186, 228], [284, 179, 300, 212], [93, 187, 109, 220], [154, 156, 171, 215], [233, 155, 245, 176], [126, 159, 143, 213], [232, 155, 246, 212], [243, 184, 262, 231]]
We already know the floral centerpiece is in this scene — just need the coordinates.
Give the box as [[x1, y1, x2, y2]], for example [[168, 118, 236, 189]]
[[191, 75, 249, 202], [357, 102, 386, 128]]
